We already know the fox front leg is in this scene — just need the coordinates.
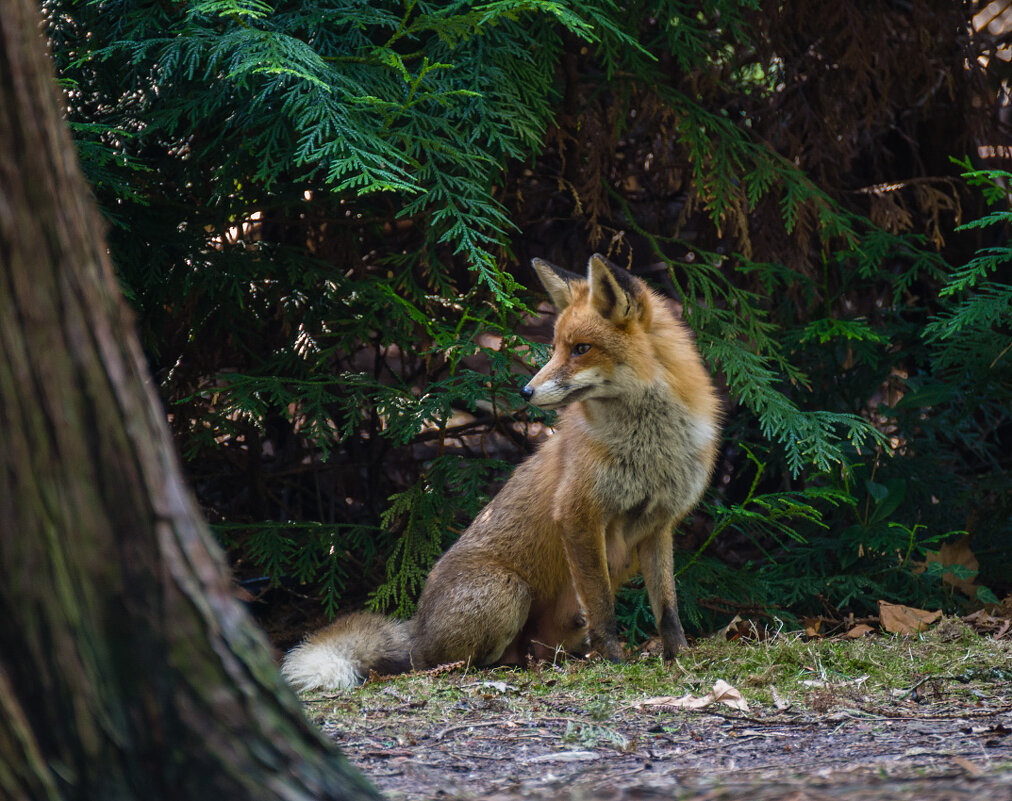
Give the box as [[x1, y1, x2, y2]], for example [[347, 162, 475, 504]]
[[637, 522, 688, 659], [559, 526, 624, 662]]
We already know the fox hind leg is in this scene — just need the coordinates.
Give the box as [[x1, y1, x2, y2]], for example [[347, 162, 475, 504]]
[[412, 563, 533, 668]]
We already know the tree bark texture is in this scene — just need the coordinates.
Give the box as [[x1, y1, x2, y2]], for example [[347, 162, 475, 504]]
[[0, 3, 380, 799]]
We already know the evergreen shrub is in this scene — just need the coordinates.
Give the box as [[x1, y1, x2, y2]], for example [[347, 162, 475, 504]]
[[47, 0, 1010, 636]]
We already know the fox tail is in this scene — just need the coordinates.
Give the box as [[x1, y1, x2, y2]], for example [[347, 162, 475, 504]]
[[281, 611, 413, 692]]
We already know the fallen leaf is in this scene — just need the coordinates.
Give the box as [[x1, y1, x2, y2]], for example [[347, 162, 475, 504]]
[[845, 623, 875, 639], [879, 601, 941, 635], [719, 614, 743, 640], [526, 751, 600, 763], [804, 617, 822, 637], [801, 674, 868, 688], [921, 535, 980, 598], [636, 681, 749, 713], [720, 617, 771, 642], [961, 608, 1012, 639], [771, 687, 792, 711], [710, 679, 750, 712], [636, 692, 711, 711], [951, 756, 985, 777], [462, 680, 515, 694]]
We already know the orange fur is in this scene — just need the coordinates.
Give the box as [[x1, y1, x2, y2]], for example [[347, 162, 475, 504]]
[[281, 254, 721, 691]]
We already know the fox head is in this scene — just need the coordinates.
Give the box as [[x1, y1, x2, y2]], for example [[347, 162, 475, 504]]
[[521, 254, 657, 409]]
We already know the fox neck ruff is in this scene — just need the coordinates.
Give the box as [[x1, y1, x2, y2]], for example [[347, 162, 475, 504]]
[[578, 381, 716, 520]]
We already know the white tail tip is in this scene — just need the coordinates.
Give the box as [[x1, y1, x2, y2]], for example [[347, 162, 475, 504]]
[[281, 641, 363, 692]]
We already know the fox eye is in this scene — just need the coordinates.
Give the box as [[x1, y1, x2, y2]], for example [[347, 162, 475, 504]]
[[571, 343, 592, 356]]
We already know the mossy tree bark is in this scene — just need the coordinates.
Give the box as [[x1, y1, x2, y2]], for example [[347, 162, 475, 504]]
[[0, 3, 380, 799]]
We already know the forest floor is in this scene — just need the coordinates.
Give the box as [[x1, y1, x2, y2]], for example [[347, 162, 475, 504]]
[[295, 614, 1012, 801]]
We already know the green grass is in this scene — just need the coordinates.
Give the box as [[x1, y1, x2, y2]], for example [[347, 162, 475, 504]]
[[299, 616, 1012, 722]]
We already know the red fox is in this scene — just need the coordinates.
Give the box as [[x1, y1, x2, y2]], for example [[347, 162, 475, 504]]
[[281, 254, 720, 691]]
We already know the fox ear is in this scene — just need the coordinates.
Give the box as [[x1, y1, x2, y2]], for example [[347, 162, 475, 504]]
[[587, 254, 643, 325], [532, 257, 582, 310]]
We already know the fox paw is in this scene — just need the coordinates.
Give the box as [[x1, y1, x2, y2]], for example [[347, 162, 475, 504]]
[[589, 635, 625, 663]]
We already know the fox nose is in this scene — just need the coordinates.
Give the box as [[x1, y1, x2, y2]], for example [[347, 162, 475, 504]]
[[519, 385, 534, 402]]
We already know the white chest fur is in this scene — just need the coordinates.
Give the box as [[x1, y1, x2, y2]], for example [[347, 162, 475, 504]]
[[585, 383, 715, 520]]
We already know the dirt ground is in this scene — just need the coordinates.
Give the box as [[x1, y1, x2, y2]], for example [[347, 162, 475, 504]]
[[306, 668, 1012, 800]]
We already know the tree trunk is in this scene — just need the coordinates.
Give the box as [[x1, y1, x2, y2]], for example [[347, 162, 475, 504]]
[[0, 3, 380, 799]]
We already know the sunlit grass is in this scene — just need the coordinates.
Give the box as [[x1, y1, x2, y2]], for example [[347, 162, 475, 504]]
[[299, 616, 1012, 723]]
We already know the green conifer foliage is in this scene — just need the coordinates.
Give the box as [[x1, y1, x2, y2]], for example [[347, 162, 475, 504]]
[[45, 0, 1010, 633]]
